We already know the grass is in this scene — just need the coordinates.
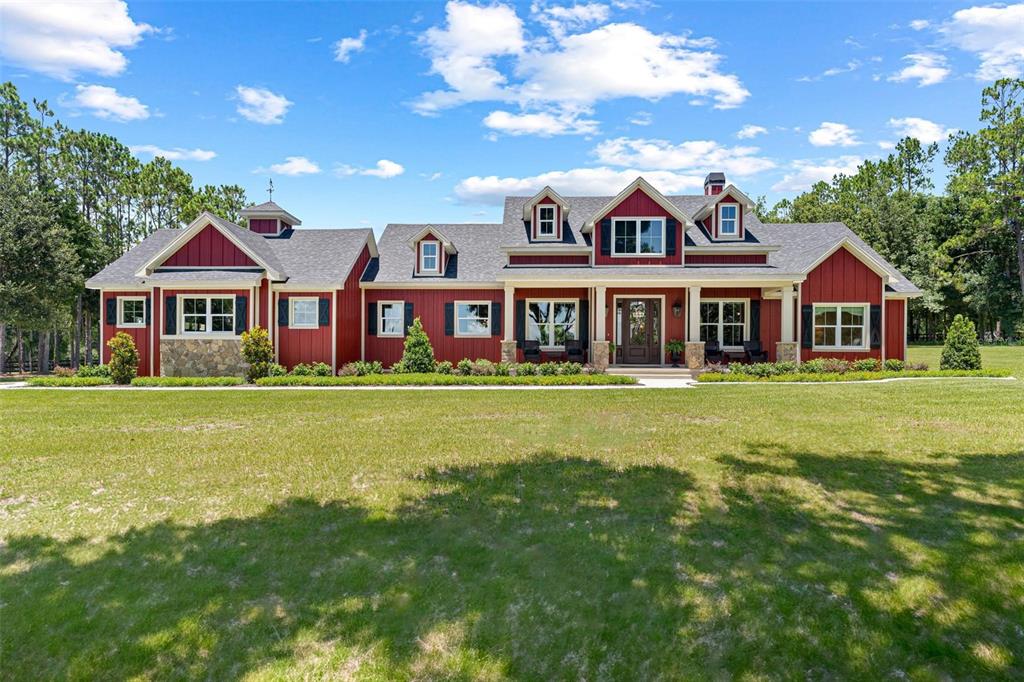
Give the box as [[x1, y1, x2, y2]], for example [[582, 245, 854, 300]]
[[131, 376, 245, 387], [909, 344, 1024, 377], [257, 373, 636, 386], [25, 376, 112, 387], [2, 345, 1023, 679], [699, 368, 1011, 383]]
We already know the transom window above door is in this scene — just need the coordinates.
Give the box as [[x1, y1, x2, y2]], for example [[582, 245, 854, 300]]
[[527, 300, 577, 347], [537, 206, 556, 238], [700, 300, 746, 347], [613, 218, 664, 256]]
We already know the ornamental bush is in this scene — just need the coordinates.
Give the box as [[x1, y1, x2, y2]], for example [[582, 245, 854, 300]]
[[851, 358, 882, 372], [456, 358, 473, 375], [400, 318, 436, 373], [435, 360, 453, 375], [76, 363, 111, 378], [311, 362, 332, 377], [338, 360, 383, 376], [106, 332, 139, 384], [884, 359, 905, 372], [516, 362, 537, 376], [291, 363, 314, 376], [941, 314, 982, 370], [241, 326, 275, 382]]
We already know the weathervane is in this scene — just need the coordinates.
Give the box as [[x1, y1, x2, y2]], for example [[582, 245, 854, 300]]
[[267, 178, 274, 201]]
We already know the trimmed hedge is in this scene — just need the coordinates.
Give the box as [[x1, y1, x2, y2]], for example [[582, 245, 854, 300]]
[[698, 369, 1011, 383], [26, 376, 112, 387], [131, 376, 245, 387], [256, 373, 637, 387]]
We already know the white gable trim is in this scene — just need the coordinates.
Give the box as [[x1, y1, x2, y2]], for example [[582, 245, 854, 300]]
[[692, 184, 757, 221], [522, 186, 570, 220], [804, 239, 894, 283], [582, 177, 695, 232], [407, 226, 457, 254], [134, 212, 283, 280]]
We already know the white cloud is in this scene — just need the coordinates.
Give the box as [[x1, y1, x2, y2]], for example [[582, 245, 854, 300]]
[[455, 167, 705, 205], [255, 156, 321, 176], [0, 0, 153, 79], [798, 60, 861, 82], [629, 111, 653, 126], [736, 124, 767, 139], [70, 84, 149, 121], [483, 108, 598, 136], [808, 122, 860, 147], [334, 29, 367, 63], [337, 159, 405, 178], [593, 137, 775, 175], [771, 156, 864, 192], [887, 117, 958, 144], [421, 171, 443, 181], [414, 0, 749, 134], [130, 145, 216, 161], [940, 3, 1024, 80], [888, 53, 950, 86], [909, 19, 930, 30], [235, 85, 292, 124], [877, 140, 896, 150]]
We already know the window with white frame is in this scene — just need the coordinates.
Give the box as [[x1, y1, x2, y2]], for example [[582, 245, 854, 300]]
[[699, 300, 747, 347], [537, 205, 556, 237], [719, 204, 738, 237], [613, 218, 664, 256], [379, 301, 405, 337], [118, 297, 146, 327], [289, 298, 318, 328], [456, 301, 491, 336], [419, 241, 440, 274], [181, 296, 234, 334], [527, 300, 577, 347], [813, 304, 867, 349]]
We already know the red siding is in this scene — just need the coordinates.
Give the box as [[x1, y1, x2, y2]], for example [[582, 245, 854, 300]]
[[509, 254, 589, 265], [163, 224, 257, 267], [337, 245, 371, 366], [152, 287, 161, 376], [885, 299, 906, 361], [249, 218, 279, 234], [366, 289, 503, 367], [594, 188, 684, 266], [277, 291, 334, 369], [801, 246, 883, 361], [686, 253, 766, 265], [102, 291, 152, 376], [602, 287, 687, 364], [258, 278, 270, 331], [532, 199, 561, 241]]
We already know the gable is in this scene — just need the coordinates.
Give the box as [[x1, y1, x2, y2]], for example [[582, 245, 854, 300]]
[[600, 187, 666, 220], [804, 245, 883, 303], [162, 224, 258, 268], [710, 192, 745, 240]]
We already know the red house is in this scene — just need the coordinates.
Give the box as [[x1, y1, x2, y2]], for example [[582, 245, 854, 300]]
[[86, 174, 920, 376]]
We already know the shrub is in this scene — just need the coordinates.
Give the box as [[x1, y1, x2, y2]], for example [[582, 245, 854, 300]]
[[311, 362, 333, 377], [703, 361, 728, 374], [538, 362, 560, 376], [469, 359, 496, 376], [257, 373, 638, 387], [941, 314, 982, 370], [733, 362, 778, 377], [775, 361, 798, 374], [516, 362, 537, 376], [52, 366, 76, 377], [821, 358, 850, 374], [494, 362, 511, 376], [106, 332, 139, 384], [582, 363, 604, 375], [561, 362, 582, 375], [241, 326, 273, 364], [131, 376, 244, 387], [851, 359, 882, 372], [906, 361, 929, 371], [435, 360, 453, 375], [400, 318, 436, 373], [76, 364, 111, 378], [884, 359, 905, 372], [339, 360, 383, 376], [391, 360, 408, 374], [800, 358, 828, 374], [456, 358, 473, 376], [27, 376, 111, 387], [290, 363, 314, 376]]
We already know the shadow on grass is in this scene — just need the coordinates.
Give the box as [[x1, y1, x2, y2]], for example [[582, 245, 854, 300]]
[[2, 452, 1022, 678]]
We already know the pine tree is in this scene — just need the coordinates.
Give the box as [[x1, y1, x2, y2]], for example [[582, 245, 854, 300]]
[[940, 314, 982, 370], [399, 318, 435, 373]]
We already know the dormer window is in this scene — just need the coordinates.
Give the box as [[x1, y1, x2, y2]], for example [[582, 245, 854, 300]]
[[719, 205, 738, 238], [537, 206, 556, 238], [419, 240, 440, 274]]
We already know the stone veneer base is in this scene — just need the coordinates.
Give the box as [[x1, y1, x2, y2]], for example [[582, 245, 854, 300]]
[[160, 338, 248, 377], [775, 341, 798, 363], [500, 340, 517, 364], [684, 341, 705, 369], [591, 340, 610, 371]]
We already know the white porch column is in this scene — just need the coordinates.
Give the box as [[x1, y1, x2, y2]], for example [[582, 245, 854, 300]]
[[687, 286, 701, 341], [780, 285, 795, 342], [594, 286, 607, 341], [503, 286, 515, 341]]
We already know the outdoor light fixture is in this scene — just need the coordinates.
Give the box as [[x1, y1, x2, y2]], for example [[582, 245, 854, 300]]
[[672, 300, 683, 318]]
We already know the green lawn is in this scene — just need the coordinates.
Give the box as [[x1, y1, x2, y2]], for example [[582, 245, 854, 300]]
[[2, 348, 1023, 679], [909, 344, 1024, 377]]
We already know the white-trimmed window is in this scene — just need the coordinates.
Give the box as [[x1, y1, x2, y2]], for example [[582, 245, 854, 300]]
[[118, 297, 146, 327], [181, 296, 234, 334], [379, 301, 405, 337], [612, 218, 664, 256], [456, 301, 491, 337], [419, 241, 440, 274], [813, 304, 867, 350], [289, 297, 318, 329], [537, 205, 556, 238], [699, 300, 747, 348], [527, 299, 578, 347], [719, 204, 738, 237]]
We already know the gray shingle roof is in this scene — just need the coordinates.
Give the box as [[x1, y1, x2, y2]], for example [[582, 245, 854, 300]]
[[86, 229, 179, 288], [369, 224, 506, 283]]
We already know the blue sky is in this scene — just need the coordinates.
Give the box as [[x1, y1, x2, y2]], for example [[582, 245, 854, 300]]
[[2, 1, 1022, 233]]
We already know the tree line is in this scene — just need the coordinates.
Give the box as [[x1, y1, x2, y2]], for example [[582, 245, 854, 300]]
[[0, 82, 248, 373], [755, 79, 1023, 342]]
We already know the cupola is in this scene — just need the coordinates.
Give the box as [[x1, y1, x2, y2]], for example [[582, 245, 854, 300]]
[[240, 200, 302, 236], [704, 172, 726, 196]]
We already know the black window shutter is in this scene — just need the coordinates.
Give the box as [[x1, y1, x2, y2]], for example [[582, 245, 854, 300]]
[[318, 297, 330, 327], [801, 304, 813, 348], [105, 297, 116, 325], [491, 301, 501, 337], [514, 299, 526, 348], [404, 302, 414, 335], [599, 218, 612, 256], [749, 300, 760, 341], [278, 299, 288, 328], [666, 218, 677, 256], [578, 299, 590, 349], [444, 302, 455, 336], [367, 302, 377, 336], [145, 297, 151, 325], [870, 304, 882, 348], [165, 296, 176, 335], [235, 295, 247, 335]]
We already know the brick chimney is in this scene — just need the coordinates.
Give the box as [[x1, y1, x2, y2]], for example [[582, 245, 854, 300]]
[[704, 172, 726, 196]]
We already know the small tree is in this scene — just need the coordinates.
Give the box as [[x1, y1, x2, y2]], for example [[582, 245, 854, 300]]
[[941, 314, 982, 370], [399, 317, 435, 373], [241, 325, 274, 382], [106, 332, 139, 384]]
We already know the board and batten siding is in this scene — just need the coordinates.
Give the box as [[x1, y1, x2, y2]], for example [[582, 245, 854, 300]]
[[337, 245, 372, 366], [801, 246, 884, 361], [885, 299, 906, 361], [593, 188, 684, 266], [162, 224, 257, 267], [102, 290, 152, 376], [276, 291, 334, 369], [248, 218, 278, 234]]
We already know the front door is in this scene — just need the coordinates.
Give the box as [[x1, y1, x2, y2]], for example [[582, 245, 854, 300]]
[[617, 298, 661, 364]]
